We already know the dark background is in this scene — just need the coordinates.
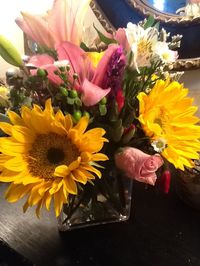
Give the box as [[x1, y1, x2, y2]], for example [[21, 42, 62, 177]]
[[0, 180, 200, 266]]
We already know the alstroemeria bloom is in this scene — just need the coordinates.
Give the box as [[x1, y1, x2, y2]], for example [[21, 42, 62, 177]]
[[115, 147, 163, 185], [125, 23, 158, 71], [16, 0, 91, 49]]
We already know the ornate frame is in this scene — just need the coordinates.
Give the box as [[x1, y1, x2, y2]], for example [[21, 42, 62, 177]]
[[91, 0, 200, 70]]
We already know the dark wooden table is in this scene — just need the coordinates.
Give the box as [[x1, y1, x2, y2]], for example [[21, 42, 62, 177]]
[[0, 181, 200, 266]]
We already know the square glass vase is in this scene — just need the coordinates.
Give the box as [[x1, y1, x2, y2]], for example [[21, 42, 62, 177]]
[[57, 170, 133, 232]]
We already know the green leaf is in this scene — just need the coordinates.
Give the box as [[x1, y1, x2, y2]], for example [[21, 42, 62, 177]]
[[80, 42, 90, 52], [99, 104, 107, 116], [154, 21, 160, 31], [144, 16, 155, 29], [109, 101, 118, 121], [0, 35, 23, 67], [93, 24, 117, 45], [111, 119, 124, 142]]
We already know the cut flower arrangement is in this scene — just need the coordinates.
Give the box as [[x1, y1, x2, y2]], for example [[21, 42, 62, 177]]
[[0, 0, 200, 231]]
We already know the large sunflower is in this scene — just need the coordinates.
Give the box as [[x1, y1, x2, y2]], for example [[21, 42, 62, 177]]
[[0, 99, 108, 216], [137, 79, 200, 170]]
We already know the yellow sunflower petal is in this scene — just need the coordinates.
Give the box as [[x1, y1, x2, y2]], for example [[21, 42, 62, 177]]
[[0, 122, 12, 135], [80, 151, 92, 162], [12, 125, 35, 143], [36, 198, 44, 218], [92, 153, 109, 161], [72, 169, 88, 184], [0, 154, 12, 164], [82, 164, 102, 178], [45, 192, 52, 211], [49, 179, 63, 195], [54, 191, 64, 217], [65, 114, 73, 131], [68, 157, 81, 171], [54, 165, 70, 177], [7, 110, 25, 126], [74, 116, 89, 135], [55, 110, 65, 126], [28, 183, 44, 206], [5, 183, 32, 202], [4, 155, 27, 172], [63, 175, 77, 194], [50, 121, 67, 135], [21, 106, 33, 129], [0, 137, 31, 155], [77, 168, 96, 180], [23, 200, 29, 213]]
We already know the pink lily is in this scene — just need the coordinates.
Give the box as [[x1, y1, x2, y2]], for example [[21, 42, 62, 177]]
[[27, 54, 62, 84], [28, 42, 122, 106], [15, 0, 91, 49], [57, 42, 122, 106]]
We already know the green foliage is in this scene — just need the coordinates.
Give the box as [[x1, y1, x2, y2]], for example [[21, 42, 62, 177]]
[[93, 24, 117, 45], [99, 104, 107, 116], [144, 16, 155, 29], [80, 42, 90, 52]]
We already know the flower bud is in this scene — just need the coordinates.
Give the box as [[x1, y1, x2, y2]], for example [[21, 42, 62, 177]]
[[73, 73, 78, 80], [159, 170, 171, 194], [73, 110, 82, 121], [59, 87, 68, 97], [37, 68, 47, 77], [69, 90, 78, 98]]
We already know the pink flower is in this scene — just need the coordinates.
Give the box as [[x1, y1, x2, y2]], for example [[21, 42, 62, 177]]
[[115, 28, 130, 51], [15, 0, 91, 49], [27, 42, 123, 106], [58, 42, 125, 106], [115, 147, 164, 185], [27, 54, 64, 85]]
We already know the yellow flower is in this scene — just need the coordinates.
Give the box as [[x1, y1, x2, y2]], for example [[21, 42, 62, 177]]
[[137, 79, 200, 170], [0, 86, 9, 107], [86, 51, 104, 68], [0, 99, 108, 217]]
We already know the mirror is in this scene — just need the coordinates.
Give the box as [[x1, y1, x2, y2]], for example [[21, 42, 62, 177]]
[[142, 0, 187, 15], [93, 0, 200, 70]]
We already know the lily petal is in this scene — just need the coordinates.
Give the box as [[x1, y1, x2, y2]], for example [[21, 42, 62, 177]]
[[16, 12, 55, 48], [92, 44, 120, 87], [81, 78, 110, 106], [56, 41, 93, 86]]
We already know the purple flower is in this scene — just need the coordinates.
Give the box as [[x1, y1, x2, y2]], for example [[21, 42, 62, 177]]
[[103, 46, 126, 96]]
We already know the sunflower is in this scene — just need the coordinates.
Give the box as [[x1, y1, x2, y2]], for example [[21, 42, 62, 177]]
[[137, 79, 200, 170], [0, 99, 108, 217]]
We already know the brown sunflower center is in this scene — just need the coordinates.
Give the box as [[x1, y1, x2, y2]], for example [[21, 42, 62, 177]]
[[47, 147, 65, 164], [27, 133, 80, 179]]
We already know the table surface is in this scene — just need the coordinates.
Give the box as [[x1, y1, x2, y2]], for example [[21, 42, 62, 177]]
[[0, 181, 200, 266]]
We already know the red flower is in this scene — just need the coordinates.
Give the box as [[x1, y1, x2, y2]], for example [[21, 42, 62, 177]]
[[116, 89, 125, 113], [159, 170, 171, 194]]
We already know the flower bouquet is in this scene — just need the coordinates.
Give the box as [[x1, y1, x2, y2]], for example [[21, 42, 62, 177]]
[[0, 0, 200, 231]]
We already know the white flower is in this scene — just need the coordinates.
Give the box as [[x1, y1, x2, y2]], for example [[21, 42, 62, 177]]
[[151, 138, 167, 153], [185, 3, 200, 18], [54, 60, 70, 68], [125, 23, 158, 71], [152, 42, 178, 63]]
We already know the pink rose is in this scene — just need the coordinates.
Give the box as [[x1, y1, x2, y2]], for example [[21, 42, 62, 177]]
[[115, 147, 164, 185]]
